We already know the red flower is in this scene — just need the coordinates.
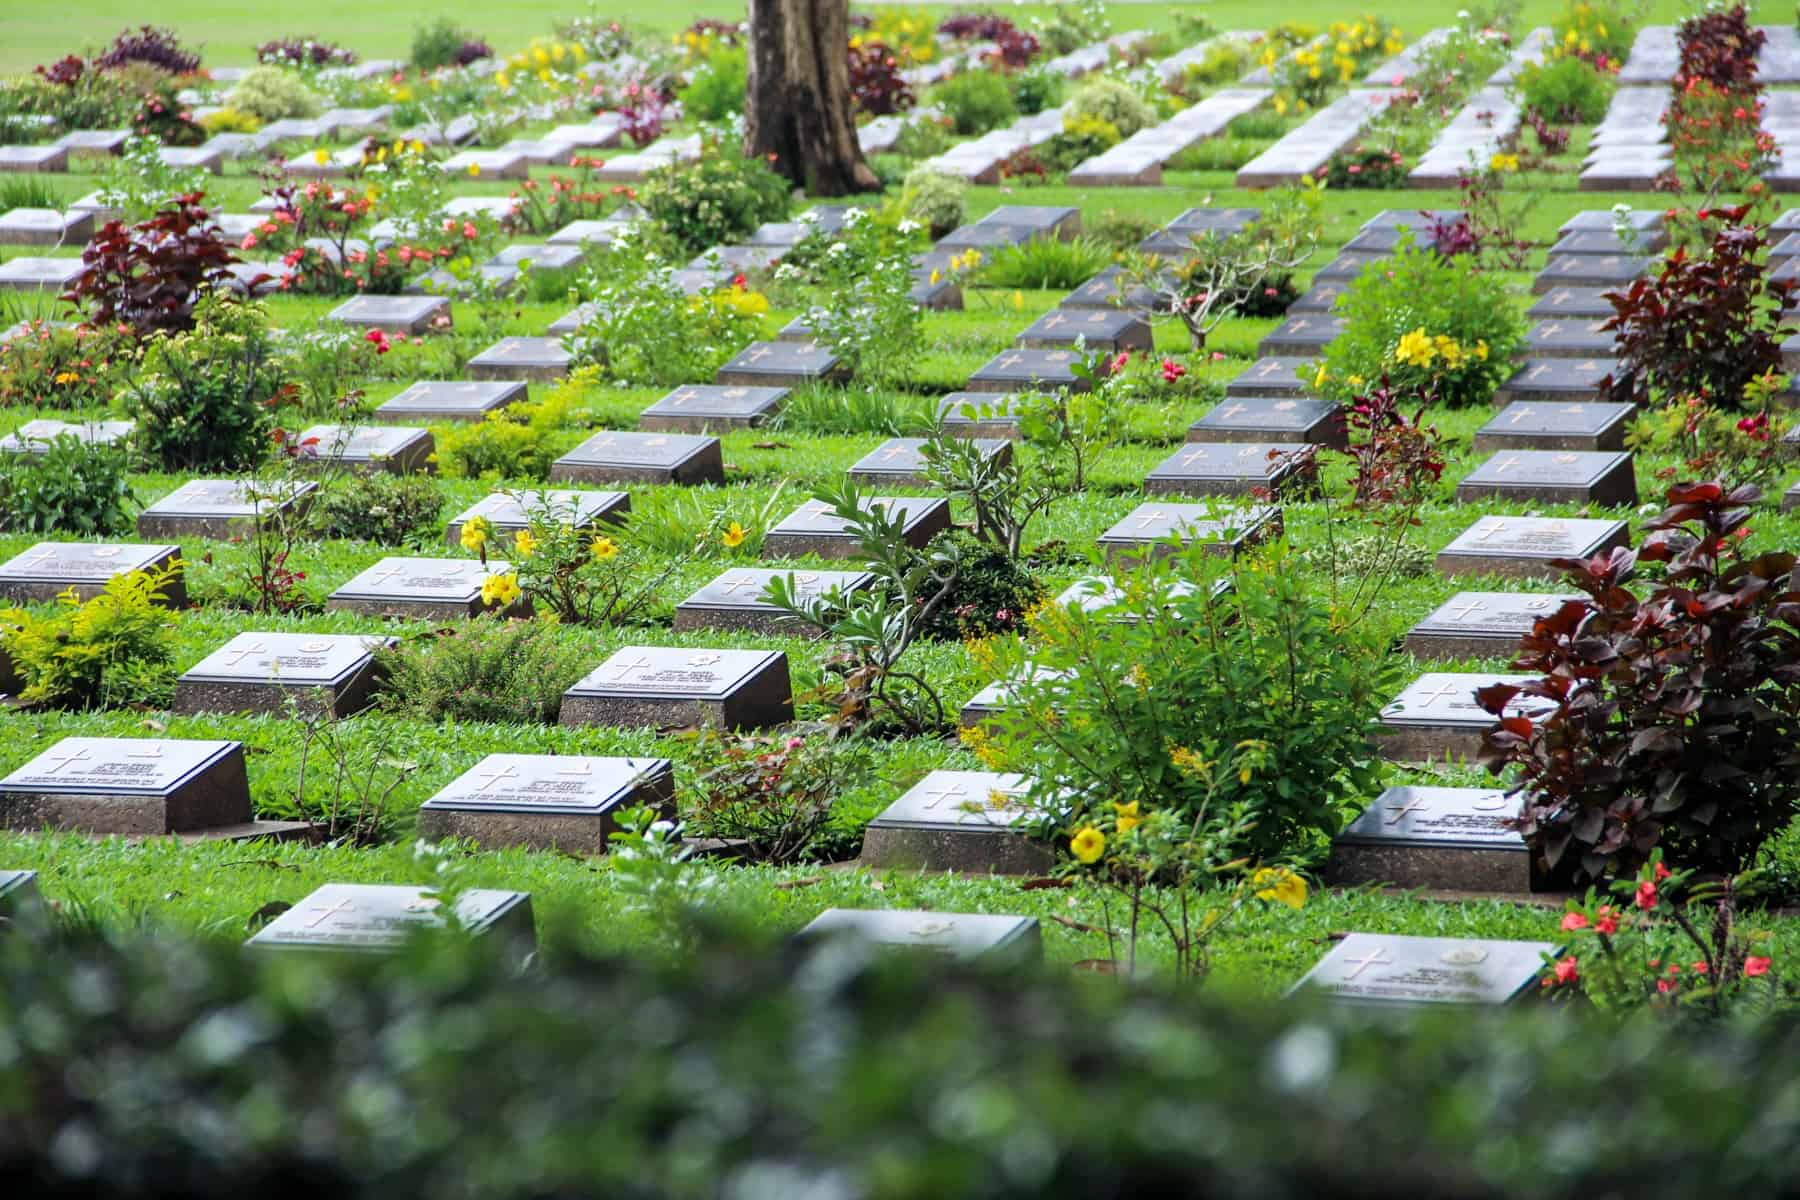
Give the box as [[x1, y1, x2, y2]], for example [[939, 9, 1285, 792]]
[[1553, 956, 1579, 985], [1654, 861, 1671, 881], [1656, 978, 1676, 995], [364, 329, 391, 355], [1160, 357, 1186, 383], [1108, 351, 1130, 375], [1561, 912, 1590, 931], [1746, 956, 1773, 977], [1635, 880, 1657, 910], [1595, 907, 1619, 935], [1692, 961, 1709, 974]]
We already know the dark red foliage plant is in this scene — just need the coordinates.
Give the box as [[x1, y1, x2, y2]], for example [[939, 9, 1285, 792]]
[[34, 55, 85, 86], [937, 13, 1019, 41], [63, 193, 239, 336], [847, 40, 915, 116], [987, 27, 1040, 69], [1478, 481, 1800, 885], [1601, 204, 1795, 408], [93, 25, 201, 75], [1340, 376, 1446, 512], [1675, 3, 1764, 93]]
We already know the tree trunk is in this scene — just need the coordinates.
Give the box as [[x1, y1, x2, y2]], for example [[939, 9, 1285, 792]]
[[744, 0, 881, 196]]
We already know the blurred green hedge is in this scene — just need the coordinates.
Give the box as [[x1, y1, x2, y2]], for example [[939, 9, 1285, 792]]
[[1, 918, 1796, 1199]]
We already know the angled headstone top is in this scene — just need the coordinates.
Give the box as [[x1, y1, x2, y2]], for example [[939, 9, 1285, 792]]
[[246, 883, 535, 952], [1380, 672, 1550, 729], [797, 908, 1042, 962], [1, 737, 237, 796], [1338, 785, 1523, 851], [873, 770, 1033, 830], [1290, 932, 1557, 1006], [0, 541, 179, 583], [570, 646, 786, 700], [680, 567, 874, 610], [331, 557, 502, 602], [420, 753, 671, 815], [180, 632, 391, 686]]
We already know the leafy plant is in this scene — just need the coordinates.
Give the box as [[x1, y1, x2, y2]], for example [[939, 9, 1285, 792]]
[[1319, 238, 1524, 408], [279, 705, 410, 844], [1319, 143, 1407, 188], [564, 242, 769, 386], [228, 66, 321, 121], [847, 40, 915, 116], [1626, 376, 1789, 489], [0, 321, 136, 409], [0, 563, 181, 710], [1066, 78, 1153, 139], [123, 294, 292, 471], [255, 37, 358, 68], [94, 25, 201, 75], [1602, 205, 1794, 409], [686, 729, 859, 864], [434, 391, 575, 480], [981, 235, 1113, 290], [1008, 64, 1065, 115], [0, 435, 135, 536], [307, 473, 444, 545], [94, 135, 208, 222], [1340, 376, 1448, 509], [932, 71, 1017, 135], [1676, 4, 1763, 92], [679, 47, 748, 121], [375, 620, 593, 724], [785, 208, 922, 384], [1515, 55, 1615, 123], [1478, 481, 1800, 883], [916, 527, 1041, 640], [63, 192, 238, 336], [896, 166, 965, 238], [413, 18, 490, 71], [639, 141, 792, 255]]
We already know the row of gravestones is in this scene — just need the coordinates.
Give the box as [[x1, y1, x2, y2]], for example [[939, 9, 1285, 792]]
[[0, 862, 1555, 1004]]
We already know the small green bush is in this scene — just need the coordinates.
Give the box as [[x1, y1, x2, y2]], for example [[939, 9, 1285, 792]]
[[678, 47, 748, 121], [0, 436, 135, 536], [891, 117, 951, 159], [1088, 208, 1161, 252], [1009, 64, 1066, 115], [1514, 56, 1615, 124], [981, 235, 1114, 290], [307, 473, 444, 545], [124, 295, 291, 471], [917, 527, 1042, 640], [374, 618, 592, 724], [1066, 77, 1153, 138], [933, 71, 1017, 135], [434, 392, 575, 480], [411, 17, 483, 72], [640, 141, 792, 254], [0, 563, 180, 709], [898, 166, 966, 239], [227, 66, 321, 122]]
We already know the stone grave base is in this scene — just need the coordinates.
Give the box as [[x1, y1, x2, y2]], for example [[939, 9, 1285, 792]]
[[860, 826, 1054, 875], [1325, 842, 1530, 893]]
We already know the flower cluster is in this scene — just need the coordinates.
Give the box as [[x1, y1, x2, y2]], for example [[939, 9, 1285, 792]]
[[1392, 327, 1489, 370]]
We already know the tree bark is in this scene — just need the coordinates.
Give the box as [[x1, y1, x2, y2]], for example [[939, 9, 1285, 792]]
[[744, 0, 881, 196]]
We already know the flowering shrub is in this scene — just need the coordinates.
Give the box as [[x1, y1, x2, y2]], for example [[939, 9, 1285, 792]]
[[1065, 77, 1153, 138], [1267, 15, 1401, 107], [93, 25, 201, 75], [1340, 377, 1447, 509], [686, 731, 860, 864], [1318, 240, 1523, 407], [639, 141, 791, 254], [865, 9, 936, 63], [254, 37, 357, 68], [1601, 205, 1793, 409], [1550, 0, 1634, 69], [937, 13, 1021, 41], [1516, 55, 1615, 123], [1677, 4, 1763, 91], [786, 208, 922, 384], [847, 39, 915, 116], [0, 434, 135, 537], [1626, 376, 1789, 489], [898, 166, 966, 238], [306, 473, 443, 545], [1319, 143, 1406, 188], [1665, 80, 1775, 195], [1479, 480, 1800, 883], [228, 66, 322, 121], [411, 18, 490, 71], [132, 76, 204, 145], [64, 193, 239, 336], [0, 322, 135, 408], [506, 157, 627, 234]]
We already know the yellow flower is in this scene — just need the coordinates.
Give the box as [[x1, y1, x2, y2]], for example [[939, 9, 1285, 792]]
[[1113, 802, 1141, 834], [1435, 335, 1464, 368], [480, 572, 521, 608], [929, 268, 942, 285], [1273, 96, 1288, 115], [551, 43, 566, 62], [1347, 373, 1365, 388], [1071, 827, 1106, 864], [590, 535, 619, 562], [1393, 327, 1436, 367], [1490, 152, 1519, 173], [495, 71, 511, 90], [467, 163, 481, 177], [513, 529, 537, 558], [1168, 744, 1214, 778], [53, 370, 79, 385], [721, 521, 747, 548], [1011, 290, 1025, 310], [1312, 363, 1328, 389], [459, 515, 492, 552], [533, 47, 549, 66], [1252, 867, 1308, 910], [1474, 339, 1489, 361], [313, 148, 330, 165], [411, 139, 425, 155]]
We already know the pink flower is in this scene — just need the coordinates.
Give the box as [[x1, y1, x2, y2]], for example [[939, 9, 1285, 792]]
[[1746, 956, 1773, 977], [1553, 956, 1579, 985], [1160, 357, 1186, 383], [1635, 880, 1658, 911], [1560, 912, 1589, 932], [364, 330, 390, 355], [1654, 861, 1671, 881], [785, 737, 804, 750], [1108, 351, 1130, 375], [241, 234, 257, 249], [1595, 907, 1619, 936], [1656, 978, 1675, 995], [463, 221, 478, 239]]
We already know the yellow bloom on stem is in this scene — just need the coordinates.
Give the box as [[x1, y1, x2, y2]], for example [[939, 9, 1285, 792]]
[[313, 148, 330, 165], [1312, 363, 1329, 389], [481, 572, 521, 608], [1071, 827, 1106, 864], [460, 515, 492, 553], [1393, 327, 1436, 367], [467, 163, 481, 177], [1474, 339, 1489, 361], [1435, 335, 1464, 368], [721, 521, 747, 549], [590, 535, 619, 562], [1252, 867, 1308, 910], [513, 529, 537, 558], [1113, 801, 1141, 834]]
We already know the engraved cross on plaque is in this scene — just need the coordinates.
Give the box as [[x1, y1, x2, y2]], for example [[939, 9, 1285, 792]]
[[921, 781, 966, 809], [744, 346, 771, 363], [1447, 597, 1487, 622], [1506, 406, 1537, 425], [607, 654, 656, 679], [1384, 795, 1431, 824], [221, 640, 267, 667], [1340, 945, 1394, 980], [1415, 680, 1466, 706], [39, 747, 91, 775], [303, 896, 357, 928], [472, 763, 519, 792], [1134, 509, 1169, 529]]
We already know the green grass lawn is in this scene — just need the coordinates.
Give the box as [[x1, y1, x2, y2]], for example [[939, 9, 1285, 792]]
[[4, 0, 1800, 991]]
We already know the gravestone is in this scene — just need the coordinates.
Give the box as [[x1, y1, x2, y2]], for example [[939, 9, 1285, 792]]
[[466, 337, 571, 382], [1326, 787, 1528, 892], [0, 257, 85, 291], [959, 665, 1069, 728], [0, 419, 134, 455], [485, 243, 585, 273], [673, 567, 874, 635], [715, 341, 848, 388], [1532, 254, 1651, 293], [0, 208, 93, 246], [55, 129, 132, 159], [1226, 357, 1313, 399], [1144, 442, 1312, 498], [1054, 575, 1223, 620], [1455, 450, 1638, 507], [0, 737, 304, 840], [762, 497, 952, 560], [326, 294, 450, 335], [1527, 287, 1617, 319], [294, 424, 434, 474], [980, 205, 1081, 240], [1524, 318, 1616, 359], [639, 384, 789, 432], [938, 392, 1023, 439], [156, 146, 225, 174], [416, 753, 675, 853], [684, 244, 781, 279], [1188, 397, 1347, 449], [0, 145, 68, 172], [1437, 516, 1631, 579], [440, 149, 529, 179], [848, 437, 1010, 489], [1548, 227, 1669, 256], [909, 270, 963, 311], [1360, 208, 1463, 231], [443, 489, 628, 548], [1256, 314, 1347, 358], [547, 302, 600, 335], [1311, 251, 1390, 282], [547, 217, 638, 247], [137, 479, 317, 540], [245, 883, 536, 954], [1378, 671, 1550, 762], [1166, 206, 1263, 234], [1403, 591, 1573, 660], [0, 869, 39, 921], [861, 770, 1050, 874], [1492, 358, 1616, 406], [0, 542, 185, 606], [376, 380, 527, 423], [1473, 401, 1633, 452], [173, 632, 391, 718], [561, 646, 792, 731], [549, 430, 724, 486], [1287, 281, 1349, 313], [1062, 265, 1162, 312], [1289, 932, 1557, 1006], [1015, 307, 1153, 353], [796, 908, 1043, 963], [326, 557, 525, 619], [1097, 503, 1281, 563], [937, 224, 1037, 252], [967, 348, 1093, 393], [1561, 208, 1663, 235]]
